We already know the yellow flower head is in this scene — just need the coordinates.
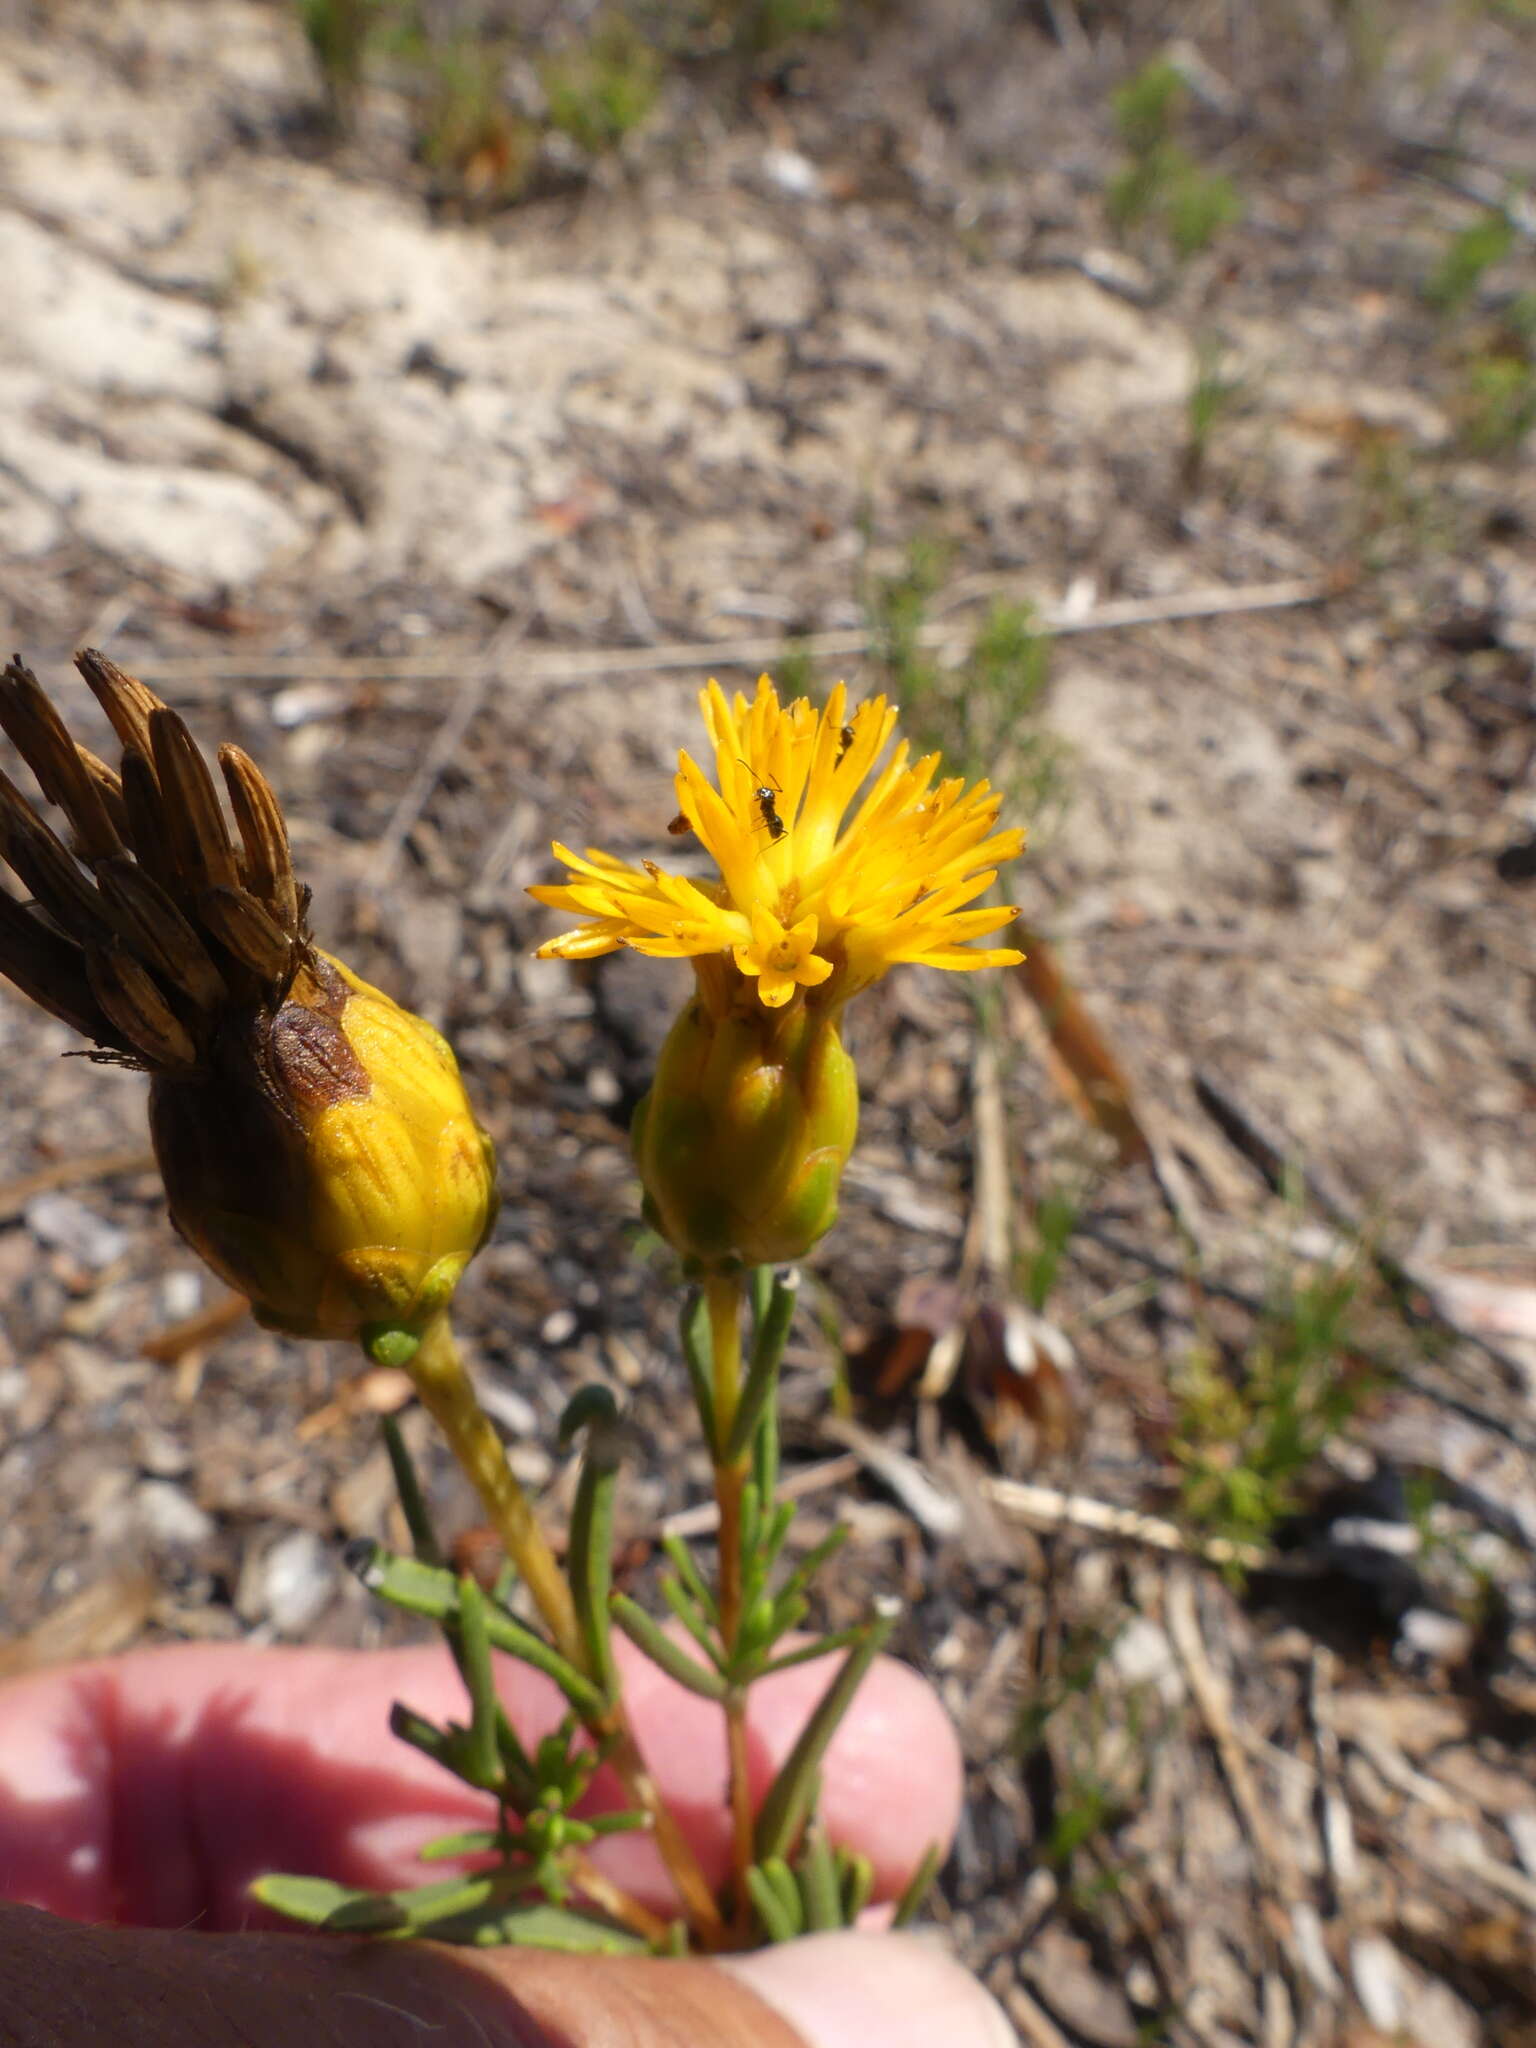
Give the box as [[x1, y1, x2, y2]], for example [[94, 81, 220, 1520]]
[[530, 677, 1025, 1010]]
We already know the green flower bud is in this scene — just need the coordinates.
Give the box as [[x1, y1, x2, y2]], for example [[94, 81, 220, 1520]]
[[631, 994, 857, 1273]]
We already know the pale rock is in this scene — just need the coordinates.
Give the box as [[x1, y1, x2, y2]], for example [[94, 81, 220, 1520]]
[[133, 1479, 216, 1551], [1351, 1935, 1405, 2032], [26, 1193, 129, 1269], [0, 212, 221, 402], [246, 1530, 336, 1636]]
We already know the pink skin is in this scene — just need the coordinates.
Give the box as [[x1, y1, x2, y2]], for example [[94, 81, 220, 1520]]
[[0, 1639, 962, 1931]]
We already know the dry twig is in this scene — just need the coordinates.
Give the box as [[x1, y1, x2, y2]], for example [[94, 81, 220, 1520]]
[[129, 577, 1334, 691]]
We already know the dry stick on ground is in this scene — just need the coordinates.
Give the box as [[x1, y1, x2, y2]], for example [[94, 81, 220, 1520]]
[[657, 1451, 862, 1539], [821, 1414, 1278, 1571], [0, 1144, 155, 1223], [916, 1034, 1014, 1404], [138, 1290, 250, 1363], [1165, 1571, 1318, 2024], [130, 576, 1334, 690]]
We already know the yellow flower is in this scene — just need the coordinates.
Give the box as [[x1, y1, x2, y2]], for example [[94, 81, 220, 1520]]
[[530, 676, 1024, 1012], [529, 676, 1024, 1273]]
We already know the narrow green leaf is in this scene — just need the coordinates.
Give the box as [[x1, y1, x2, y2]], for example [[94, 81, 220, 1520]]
[[761, 1855, 804, 1936], [659, 1573, 725, 1668], [726, 1268, 799, 1465], [558, 1383, 620, 1453], [755, 1602, 898, 1862], [679, 1290, 715, 1448], [838, 1847, 875, 1923], [747, 1864, 800, 1944], [457, 1577, 503, 1791], [891, 1841, 943, 1930], [749, 1263, 775, 1327], [251, 1873, 406, 1931], [567, 1417, 621, 1704], [444, 1898, 644, 1952], [763, 1591, 807, 1644], [584, 1809, 650, 1838], [661, 1532, 718, 1623], [610, 1593, 730, 1701], [775, 1523, 851, 1608], [763, 1625, 871, 1676], [798, 1825, 841, 1933], [394, 1871, 501, 1929], [348, 1543, 605, 1718], [381, 1412, 442, 1567], [760, 1500, 796, 1576], [739, 1478, 763, 1587], [752, 1389, 781, 1509], [389, 1700, 455, 1764], [418, 1828, 513, 1862]]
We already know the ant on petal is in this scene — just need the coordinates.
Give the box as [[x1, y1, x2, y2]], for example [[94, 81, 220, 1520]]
[[738, 759, 787, 843]]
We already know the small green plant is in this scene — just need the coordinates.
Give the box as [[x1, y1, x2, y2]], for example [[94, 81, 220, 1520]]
[[1182, 333, 1243, 492], [1022, 1172, 1086, 1316], [1174, 1244, 1371, 1552], [866, 544, 1067, 830], [542, 17, 661, 157], [298, 0, 378, 123], [1457, 346, 1536, 453], [1014, 1621, 1159, 1887], [1426, 209, 1517, 313], [740, 0, 842, 49], [1105, 57, 1241, 259], [415, 38, 529, 195], [866, 536, 949, 718]]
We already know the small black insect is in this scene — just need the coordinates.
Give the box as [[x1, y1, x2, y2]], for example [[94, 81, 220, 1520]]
[[666, 812, 692, 837], [739, 760, 786, 842], [836, 722, 856, 764]]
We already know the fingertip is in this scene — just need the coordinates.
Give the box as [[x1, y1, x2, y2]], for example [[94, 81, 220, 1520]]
[[612, 1642, 963, 1897], [722, 1932, 1019, 2048]]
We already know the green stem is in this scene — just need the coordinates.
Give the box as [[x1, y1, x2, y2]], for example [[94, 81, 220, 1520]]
[[704, 1270, 755, 1935], [404, 1316, 724, 1945], [408, 1315, 580, 1662]]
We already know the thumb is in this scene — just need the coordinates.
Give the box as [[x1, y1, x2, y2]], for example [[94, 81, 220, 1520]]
[[1, 1905, 1017, 2048], [722, 1932, 1019, 2048], [458, 1931, 1019, 2048]]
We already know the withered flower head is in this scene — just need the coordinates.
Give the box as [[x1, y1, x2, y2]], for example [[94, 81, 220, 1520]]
[[0, 651, 498, 1353]]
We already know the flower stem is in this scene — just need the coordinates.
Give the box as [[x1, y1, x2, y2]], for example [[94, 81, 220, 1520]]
[[409, 1314, 580, 1662], [705, 1272, 755, 1935], [569, 1852, 673, 1947], [408, 1315, 724, 1945]]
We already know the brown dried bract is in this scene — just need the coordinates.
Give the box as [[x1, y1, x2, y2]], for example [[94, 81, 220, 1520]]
[[0, 651, 311, 1074]]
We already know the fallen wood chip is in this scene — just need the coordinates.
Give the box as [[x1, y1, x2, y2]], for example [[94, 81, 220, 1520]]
[[822, 1416, 966, 1538], [1009, 930, 1150, 1167], [0, 1146, 155, 1224], [0, 1567, 157, 1678], [139, 1290, 250, 1363], [658, 1452, 862, 1540], [984, 1473, 1271, 1572]]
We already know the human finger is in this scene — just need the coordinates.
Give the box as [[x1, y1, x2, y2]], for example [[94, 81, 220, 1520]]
[[0, 1639, 961, 1928]]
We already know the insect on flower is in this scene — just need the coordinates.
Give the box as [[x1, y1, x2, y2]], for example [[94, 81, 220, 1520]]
[[532, 674, 1024, 1013], [740, 762, 787, 843]]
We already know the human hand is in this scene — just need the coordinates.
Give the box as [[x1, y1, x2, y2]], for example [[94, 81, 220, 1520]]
[[0, 1640, 1015, 2046]]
